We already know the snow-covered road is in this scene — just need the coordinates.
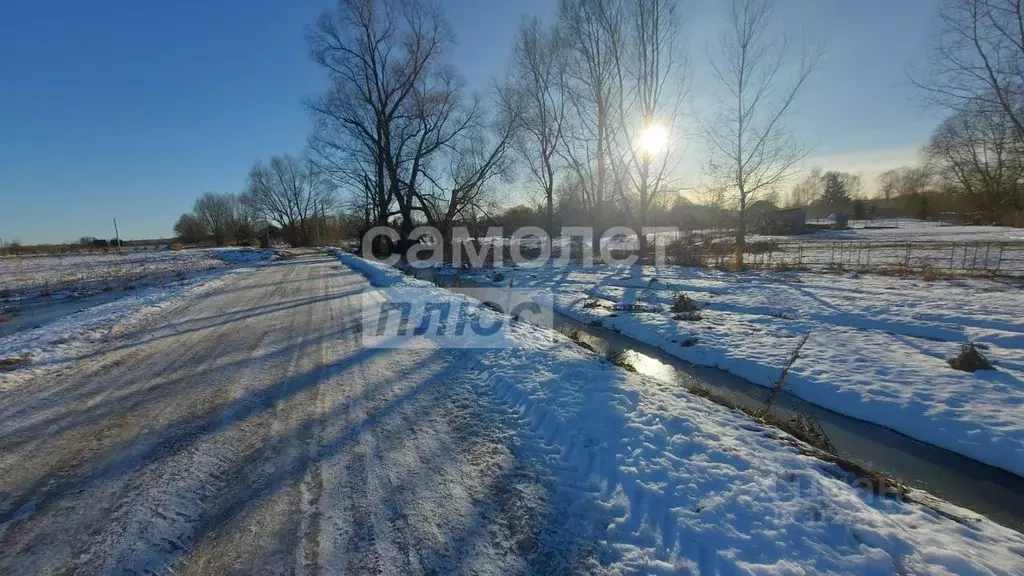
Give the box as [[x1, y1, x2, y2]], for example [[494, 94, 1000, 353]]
[[0, 253, 542, 574], [1, 252, 1023, 574]]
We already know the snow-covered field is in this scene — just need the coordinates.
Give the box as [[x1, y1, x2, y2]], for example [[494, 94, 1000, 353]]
[[336, 249, 1024, 574], [0, 248, 272, 389], [789, 218, 1024, 243], [0, 248, 237, 295], [449, 260, 1024, 479]]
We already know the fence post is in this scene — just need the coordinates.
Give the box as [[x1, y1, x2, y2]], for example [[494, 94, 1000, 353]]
[[798, 244, 803, 267], [984, 243, 992, 271], [949, 242, 956, 271], [866, 242, 871, 268], [997, 243, 1004, 273], [904, 242, 911, 270]]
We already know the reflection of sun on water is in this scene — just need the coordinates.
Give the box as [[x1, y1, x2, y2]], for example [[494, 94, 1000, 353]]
[[625, 350, 675, 381]]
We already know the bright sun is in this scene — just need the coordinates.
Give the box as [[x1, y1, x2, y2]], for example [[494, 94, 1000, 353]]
[[637, 123, 669, 157]]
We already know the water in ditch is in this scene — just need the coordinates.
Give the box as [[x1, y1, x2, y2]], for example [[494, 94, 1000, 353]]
[[421, 270, 1024, 532]]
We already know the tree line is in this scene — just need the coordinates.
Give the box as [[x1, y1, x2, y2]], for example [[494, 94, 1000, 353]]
[[169, 0, 1024, 258], [174, 155, 342, 247]]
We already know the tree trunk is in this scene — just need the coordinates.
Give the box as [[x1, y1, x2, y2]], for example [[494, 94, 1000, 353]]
[[735, 196, 746, 269]]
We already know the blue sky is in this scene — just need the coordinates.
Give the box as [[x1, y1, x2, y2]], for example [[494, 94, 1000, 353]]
[[0, 0, 940, 244]]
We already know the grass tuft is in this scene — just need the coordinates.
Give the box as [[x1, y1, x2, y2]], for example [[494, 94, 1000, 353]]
[[605, 349, 637, 372], [0, 353, 32, 371], [947, 344, 993, 372], [670, 292, 699, 313]]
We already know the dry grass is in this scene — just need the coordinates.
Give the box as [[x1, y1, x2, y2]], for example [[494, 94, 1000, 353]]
[[605, 349, 637, 372], [947, 344, 993, 372], [0, 353, 32, 371], [670, 292, 699, 313]]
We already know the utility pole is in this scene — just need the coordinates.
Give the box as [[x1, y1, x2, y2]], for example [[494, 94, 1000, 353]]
[[113, 219, 122, 251]]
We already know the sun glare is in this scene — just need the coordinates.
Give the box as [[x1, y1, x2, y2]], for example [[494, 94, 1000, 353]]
[[637, 123, 669, 157]]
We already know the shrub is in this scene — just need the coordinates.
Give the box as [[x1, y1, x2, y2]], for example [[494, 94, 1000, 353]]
[[922, 265, 939, 281], [747, 240, 780, 254], [666, 237, 702, 266], [169, 242, 184, 251], [673, 312, 703, 322], [582, 299, 602, 309], [671, 292, 699, 313], [947, 344, 993, 372]]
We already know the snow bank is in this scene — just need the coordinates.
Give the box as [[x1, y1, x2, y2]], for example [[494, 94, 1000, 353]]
[[335, 250, 1024, 574], [330, 249, 409, 287], [473, 263, 1024, 478]]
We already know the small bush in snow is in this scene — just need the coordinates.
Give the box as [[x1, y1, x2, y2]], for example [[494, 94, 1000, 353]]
[[671, 292, 699, 313], [947, 344, 993, 372]]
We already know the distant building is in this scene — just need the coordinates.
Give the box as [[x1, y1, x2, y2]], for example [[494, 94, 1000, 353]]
[[752, 206, 808, 235]]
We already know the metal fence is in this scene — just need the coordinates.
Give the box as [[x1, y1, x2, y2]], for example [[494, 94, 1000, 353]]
[[729, 241, 1024, 276]]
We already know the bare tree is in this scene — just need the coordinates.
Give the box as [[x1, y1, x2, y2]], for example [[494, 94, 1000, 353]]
[[925, 103, 1024, 220], [246, 155, 337, 246], [609, 0, 688, 259], [787, 167, 822, 207], [193, 192, 236, 246], [705, 0, 819, 267], [230, 193, 262, 244], [512, 17, 567, 237], [414, 86, 521, 245], [558, 0, 622, 251], [914, 0, 1024, 145], [173, 213, 207, 245], [877, 166, 933, 201], [308, 0, 455, 245]]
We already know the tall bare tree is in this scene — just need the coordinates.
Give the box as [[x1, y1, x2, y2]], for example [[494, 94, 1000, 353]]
[[925, 103, 1024, 220], [608, 0, 688, 259], [914, 0, 1024, 145], [193, 192, 236, 246], [877, 166, 933, 201], [413, 86, 521, 244], [558, 0, 622, 251], [512, 18, 567, 237], [246, 155, 336, 246], [705, 0, 818, 267], [308, 0, 455, 245]]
